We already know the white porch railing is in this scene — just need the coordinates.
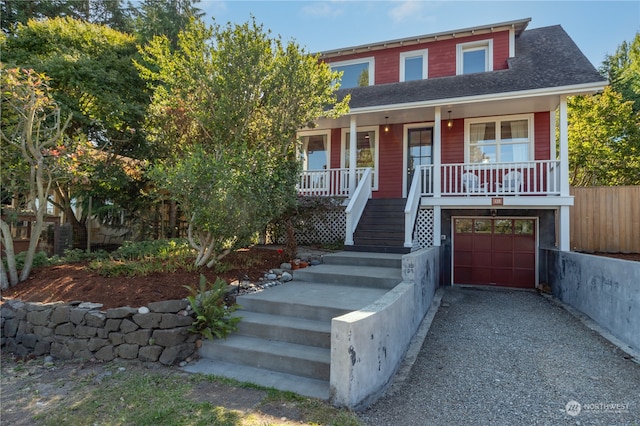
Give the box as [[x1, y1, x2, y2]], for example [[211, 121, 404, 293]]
[[297, 168, 368, 197], [419, 160, 561, 196], [345, 168, 372, 246], [404, 169, 423, 248]]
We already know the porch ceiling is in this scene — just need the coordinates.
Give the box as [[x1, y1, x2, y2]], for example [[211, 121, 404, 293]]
[[314, 93, 562, 130]]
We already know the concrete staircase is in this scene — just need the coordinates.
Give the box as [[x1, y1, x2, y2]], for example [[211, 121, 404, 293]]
[[183, 251, 403, 400], [346, 198, 410, 254]]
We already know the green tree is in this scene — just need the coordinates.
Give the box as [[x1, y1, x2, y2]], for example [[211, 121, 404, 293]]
[[0, 67, 70, 287], [1, 0, 133, 33], [1, 17, 153, 247], [129, 0, 203, 46], [600, 32, 640, 113], [568, 34, 640, 187], [568, 86, 640, 186], [137, 18, 349, 267]]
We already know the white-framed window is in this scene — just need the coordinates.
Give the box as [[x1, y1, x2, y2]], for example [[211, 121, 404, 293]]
[[465, 114, 534, 163], [457, 40, 493, 75], [400, 49, 428, 82], [341, 126, 379, 189], [298, 130, 330, 170], [330, 57, 375, 88]]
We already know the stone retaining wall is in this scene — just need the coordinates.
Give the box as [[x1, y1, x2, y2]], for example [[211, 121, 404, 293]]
[[1, 299, 198, 365]]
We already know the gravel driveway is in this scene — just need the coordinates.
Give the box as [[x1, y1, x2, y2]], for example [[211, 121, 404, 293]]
[[359, 286, 640, 425]]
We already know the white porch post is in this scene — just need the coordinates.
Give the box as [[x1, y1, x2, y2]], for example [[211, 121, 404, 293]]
[[349, 116, 357, 196], [433, 107, 442, 247], [559, 96, 570, 197], [558, 95, 571, 251], [433, 107, 442, 198], [433, 206, 442, 247]]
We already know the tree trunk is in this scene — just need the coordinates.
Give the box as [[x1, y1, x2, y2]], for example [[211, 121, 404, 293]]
[[169, 200, 178, 238], [0, 219, 18, 287]]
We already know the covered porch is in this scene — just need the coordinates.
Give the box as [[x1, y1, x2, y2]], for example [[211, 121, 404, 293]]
[[296, 94, 577, 252]]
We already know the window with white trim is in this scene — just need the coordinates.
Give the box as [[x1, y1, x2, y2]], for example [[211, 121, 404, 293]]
[[465, 115, 533, 163], [457, 40, 493, 75], [341, 126, 379, 189], [330, 57, 374, 88], [400, 49, 428, 82], [299, 131, 330, 170]]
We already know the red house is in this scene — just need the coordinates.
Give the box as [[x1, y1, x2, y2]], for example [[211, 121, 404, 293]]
[[296, 18, 607, 289]]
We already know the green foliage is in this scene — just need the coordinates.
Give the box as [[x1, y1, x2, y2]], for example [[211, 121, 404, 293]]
[[568, 87, 640, 186], [137, 18, 348, 268], [600, 32, 640, 113], [184, 275, 241, 340], [87, 239, 196, 277], [1, 17, 157, 248], [129, 0, 203, 47], [1, 0, 134, 34], [11, 251, 50, 271]]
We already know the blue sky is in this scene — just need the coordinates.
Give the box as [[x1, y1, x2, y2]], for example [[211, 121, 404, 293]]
[[197, 0, 640, 68]]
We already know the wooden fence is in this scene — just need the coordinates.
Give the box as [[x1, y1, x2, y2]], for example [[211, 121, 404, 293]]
[[570, 186, 640, 253]]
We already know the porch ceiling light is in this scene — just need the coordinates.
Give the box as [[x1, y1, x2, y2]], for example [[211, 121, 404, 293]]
[[447, 110, 453, 130]]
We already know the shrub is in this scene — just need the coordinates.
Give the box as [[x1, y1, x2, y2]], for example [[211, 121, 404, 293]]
[[184, 275, 241, 340]]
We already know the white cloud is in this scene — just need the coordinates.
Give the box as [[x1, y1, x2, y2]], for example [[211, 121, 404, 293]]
[[301, 1, 344, 18], [388, 1, 425, 23]]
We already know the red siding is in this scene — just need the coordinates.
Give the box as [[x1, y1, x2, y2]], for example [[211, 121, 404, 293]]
[[324, 30, 511, 84], [441, 119, 465, 163], [375, 124, 403, 198], [534, 112, 551, 160], [330, 128, 342, 169]]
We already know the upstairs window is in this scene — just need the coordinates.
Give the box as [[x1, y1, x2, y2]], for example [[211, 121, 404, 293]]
[[400, 49, 428, 82], [465, 115, 533, 163], [457, 40, 493, 75], [330, 57, 374, 88]]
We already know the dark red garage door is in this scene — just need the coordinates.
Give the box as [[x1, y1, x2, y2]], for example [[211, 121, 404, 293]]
[[453, 218, 536, 288]]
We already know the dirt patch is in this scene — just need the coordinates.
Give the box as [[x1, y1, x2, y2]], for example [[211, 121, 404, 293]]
[[1, 246, 287, 309]]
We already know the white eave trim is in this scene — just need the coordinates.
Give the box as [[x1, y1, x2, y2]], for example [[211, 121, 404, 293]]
[[346, 81, 608, 115]]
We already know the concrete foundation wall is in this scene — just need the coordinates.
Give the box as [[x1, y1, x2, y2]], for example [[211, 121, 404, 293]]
[[544, 249, 640, 351], [330, 247, 439, 409]]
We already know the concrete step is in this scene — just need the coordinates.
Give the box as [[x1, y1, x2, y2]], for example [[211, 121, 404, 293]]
[[293, 264, 401, 289], [322, 251, 404, 268], [235, 310, 331, 348], [182, 359, 330, 400], [198, 334, 330, 381], [237, 282, 389, 321]]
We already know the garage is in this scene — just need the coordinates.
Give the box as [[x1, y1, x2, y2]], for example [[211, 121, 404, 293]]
[[453, 217, 536, 288]]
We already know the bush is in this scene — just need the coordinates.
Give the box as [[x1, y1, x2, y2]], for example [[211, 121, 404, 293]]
[[87, 239, 196, 277], [184, 275, 241, 340]]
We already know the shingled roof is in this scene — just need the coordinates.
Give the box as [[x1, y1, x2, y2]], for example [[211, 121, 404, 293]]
[[336, 25, 607, 109]]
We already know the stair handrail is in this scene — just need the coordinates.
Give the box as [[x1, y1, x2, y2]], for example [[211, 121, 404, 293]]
[[344, 168, 372, 246], [404, 167, 423, 248]]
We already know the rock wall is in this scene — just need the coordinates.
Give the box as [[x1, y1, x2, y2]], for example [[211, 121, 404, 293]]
[[1, 299, 198, 365]]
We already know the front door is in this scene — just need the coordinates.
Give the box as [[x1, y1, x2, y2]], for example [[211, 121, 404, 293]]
[[407, 127, 433, 193]]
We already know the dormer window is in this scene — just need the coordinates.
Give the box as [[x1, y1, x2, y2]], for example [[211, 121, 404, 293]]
[[457, 40, 493, 75], [400, 49, 428, 82], [330, 57, 375, 89]]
